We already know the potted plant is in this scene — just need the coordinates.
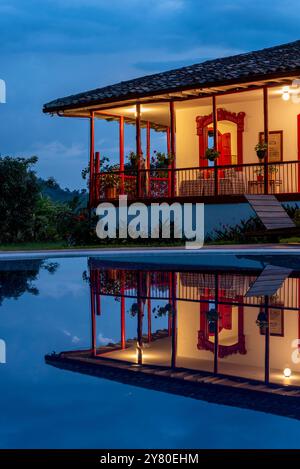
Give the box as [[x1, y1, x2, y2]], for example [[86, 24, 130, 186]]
[[254, 167, 264, 182], [101, 165, 120, 199], [268, 165, 278, 180], [255, 142, 268, 160], [206, 308, 219, 333], [126, 151, 139, 169], [205, 148, 220, 163]]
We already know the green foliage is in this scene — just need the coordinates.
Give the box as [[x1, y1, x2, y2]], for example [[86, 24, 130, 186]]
[[207, 216, 265, 243], [205, 148, 220, 162], [0, 259, 59, 305], [0, 156, 40, 243]]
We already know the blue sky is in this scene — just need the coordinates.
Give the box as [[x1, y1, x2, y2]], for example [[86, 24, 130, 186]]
[[0, 0, 299, 189]]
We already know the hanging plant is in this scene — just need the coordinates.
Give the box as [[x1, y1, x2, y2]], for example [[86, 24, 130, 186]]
[[255, 142, 268, 160], [128, 302, 139, 317], [256, 311, 268, 329], [206, 308, 219, 323], [152, 302, 173, 318], [205, 148, 220, 162]]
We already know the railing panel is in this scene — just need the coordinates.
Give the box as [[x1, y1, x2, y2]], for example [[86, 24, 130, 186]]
[[93, 160, 300, 202]]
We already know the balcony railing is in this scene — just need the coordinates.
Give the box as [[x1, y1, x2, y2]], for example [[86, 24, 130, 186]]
[[92, 160, 300, 202]]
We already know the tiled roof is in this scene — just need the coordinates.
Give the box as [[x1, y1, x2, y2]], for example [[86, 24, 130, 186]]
[[43, 39, 300, 112]]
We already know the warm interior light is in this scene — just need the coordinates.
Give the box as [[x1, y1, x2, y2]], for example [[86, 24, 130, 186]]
[[282, 86, 290, 101], [283, 367, 292, 378]]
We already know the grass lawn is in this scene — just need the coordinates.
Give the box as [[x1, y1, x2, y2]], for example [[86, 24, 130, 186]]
[[1, 238, 300, 252]]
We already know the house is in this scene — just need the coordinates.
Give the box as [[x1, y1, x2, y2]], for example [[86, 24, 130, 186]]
[[46, 258, 300, 418], [43, 40, 300, 214]]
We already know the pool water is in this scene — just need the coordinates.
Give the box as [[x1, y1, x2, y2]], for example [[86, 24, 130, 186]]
[[1, 255, 300, 449]]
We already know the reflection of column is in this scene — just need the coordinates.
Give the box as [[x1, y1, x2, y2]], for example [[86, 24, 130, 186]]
[[90, 272, 96, 357], [214, 273, 219, 374], [121, 271, 126, 350], [168, 272, 172, 336], [96, 269, 101, 316], [147, 272, 152, 343], [171, 272, 177, 369], [264, 295, 270, 385], [137, 271, 143, 365]]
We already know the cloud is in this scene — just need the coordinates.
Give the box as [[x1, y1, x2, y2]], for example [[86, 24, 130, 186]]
[[97, 333, 114, 345], [62, 330, 81, 344], [38, 281, 85, 299]]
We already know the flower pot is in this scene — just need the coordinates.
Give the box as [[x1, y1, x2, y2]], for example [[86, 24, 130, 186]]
[[256, 150, 267, 160], [257, 175, 264, 182], [105, 187, 117, 198]]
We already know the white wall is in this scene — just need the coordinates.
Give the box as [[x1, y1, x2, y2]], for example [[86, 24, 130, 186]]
[[175, 92, 300, 168]]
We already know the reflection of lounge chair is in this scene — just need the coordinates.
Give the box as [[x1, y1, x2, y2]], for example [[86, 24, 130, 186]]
[[245, 265, 292, 298], [246, 194, 300, 238]]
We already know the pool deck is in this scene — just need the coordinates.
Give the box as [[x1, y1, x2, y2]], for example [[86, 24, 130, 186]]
[[1, 243, 300, 263], [46, 347, 300, 422]]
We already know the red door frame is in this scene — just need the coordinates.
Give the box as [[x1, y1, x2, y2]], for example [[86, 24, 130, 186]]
[[196, 108, 246, 167]]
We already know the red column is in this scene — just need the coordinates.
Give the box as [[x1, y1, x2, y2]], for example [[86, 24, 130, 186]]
[[212, 95, 218, 196], [169, 102, 176, 197], [89, 111, 95, 208], [94, 151, 100, 204], [263, 86, 269, 194], [146, 121, 151, 197], [136, 104, 142, 197], [167, 127, 172, 197], [167, 127, 171, 154], [119, 116, 125, 194], [146, 121, 151, 169]]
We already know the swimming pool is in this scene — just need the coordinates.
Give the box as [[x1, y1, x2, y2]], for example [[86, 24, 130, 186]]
[[2, 253, 300, 449]]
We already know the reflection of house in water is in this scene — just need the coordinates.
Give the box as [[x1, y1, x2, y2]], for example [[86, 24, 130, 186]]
[[46, 257, 300, 419]]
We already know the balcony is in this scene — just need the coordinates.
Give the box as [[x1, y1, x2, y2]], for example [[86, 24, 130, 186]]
[[91, 159, 300, 205]]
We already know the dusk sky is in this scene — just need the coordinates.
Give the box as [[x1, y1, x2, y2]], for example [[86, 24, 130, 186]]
[[0, 0, 299, 189]]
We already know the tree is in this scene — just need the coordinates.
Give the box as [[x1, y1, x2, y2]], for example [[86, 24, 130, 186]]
[[0, 156, 40, 243]]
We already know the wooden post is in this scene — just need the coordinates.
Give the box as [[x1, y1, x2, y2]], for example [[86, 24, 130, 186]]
[[212, 95, 218, 196], [263, 87, 269, 195], [119, 116, 125, 194], [89, 111, 95, 208], [169, 102, 176, 197], [136, 103, 142, 197]]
